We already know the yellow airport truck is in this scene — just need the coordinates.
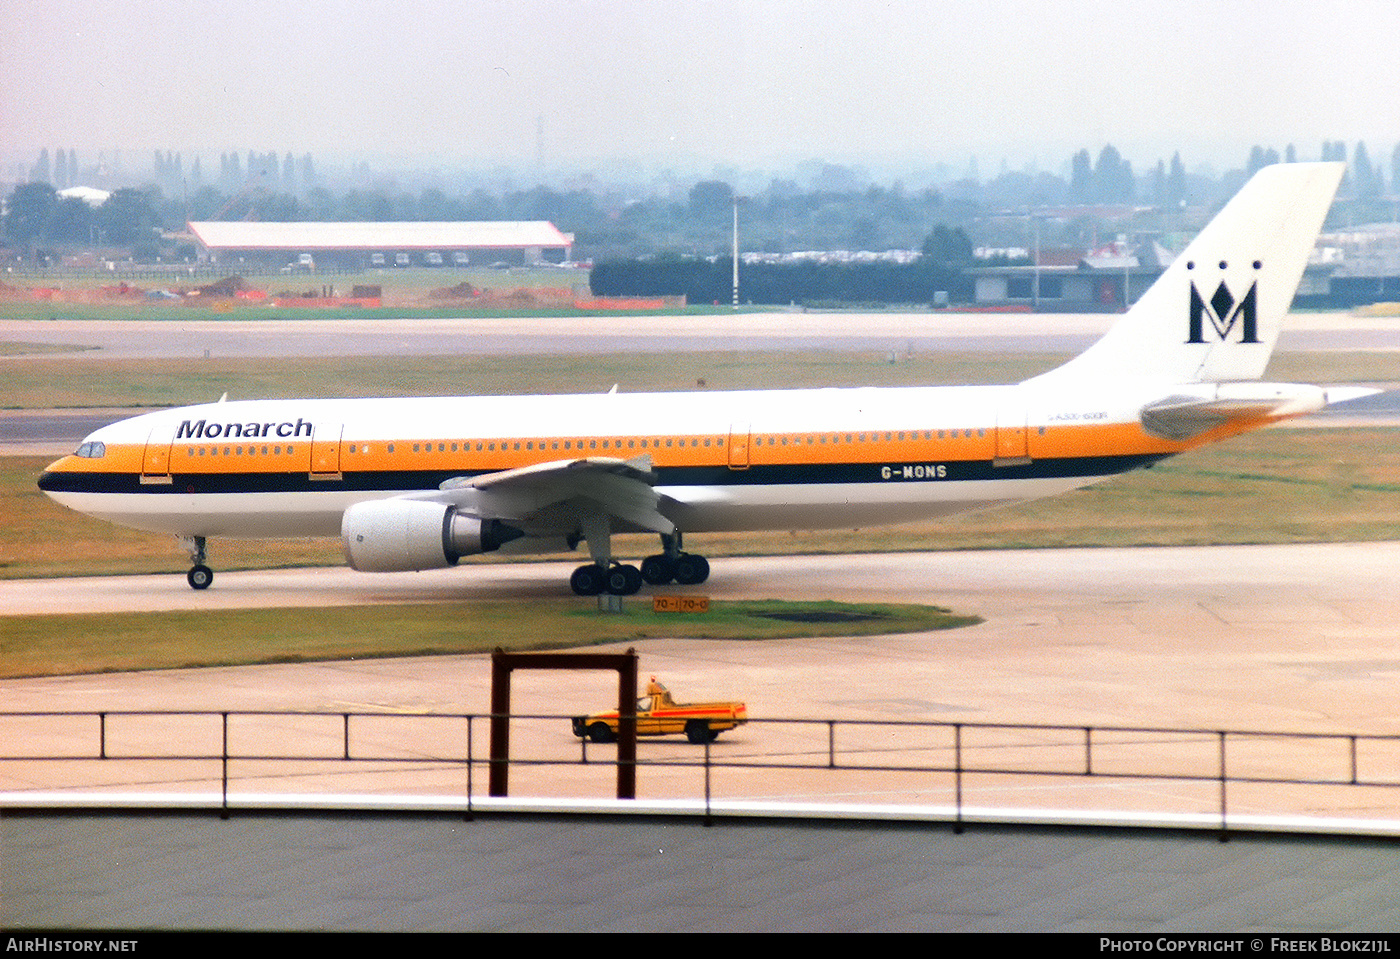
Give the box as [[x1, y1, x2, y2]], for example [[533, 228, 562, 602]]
[[572, 677, 748, 744]]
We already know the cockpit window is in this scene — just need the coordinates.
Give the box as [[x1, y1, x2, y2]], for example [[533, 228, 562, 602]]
[[75, 441, 106, 458]]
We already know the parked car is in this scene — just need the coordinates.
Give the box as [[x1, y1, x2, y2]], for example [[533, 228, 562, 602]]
[[282, 253, 314, 274], [572, 677, 748, 744]]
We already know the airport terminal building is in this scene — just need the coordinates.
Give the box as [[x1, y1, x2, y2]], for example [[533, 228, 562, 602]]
[[187, 220, 575, 271]]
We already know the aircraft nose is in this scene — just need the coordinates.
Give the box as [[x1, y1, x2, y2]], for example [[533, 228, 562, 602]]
[[37, 463, 79, 493]]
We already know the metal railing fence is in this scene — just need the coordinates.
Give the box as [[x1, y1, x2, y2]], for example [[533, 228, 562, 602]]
[[4, 709, 1399, 831]]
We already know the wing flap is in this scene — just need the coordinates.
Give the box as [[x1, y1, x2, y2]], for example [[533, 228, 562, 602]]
[[425, 454, 675, 534]]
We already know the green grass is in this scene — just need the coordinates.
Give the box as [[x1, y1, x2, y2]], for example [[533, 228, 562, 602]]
[[0, 599, 980, 678], [0, 349, 1072, 408], [0, 341, 99, 357], [0, 301, 764, 322], [3, 340, 1394, 410]]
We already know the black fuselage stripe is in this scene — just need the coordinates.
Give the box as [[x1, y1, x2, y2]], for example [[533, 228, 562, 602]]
[[39, 454, 1170, 495]]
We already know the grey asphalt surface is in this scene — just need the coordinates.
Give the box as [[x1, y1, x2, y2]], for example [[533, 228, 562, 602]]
[[6, 309, 1400, 359], [7, 811, 1400, 932], [1, 311, 1116, 358]]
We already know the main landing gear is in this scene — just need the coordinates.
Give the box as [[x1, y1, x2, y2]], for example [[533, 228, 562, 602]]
[[181, 535, 213, 590], [568, 531, 710, 596]]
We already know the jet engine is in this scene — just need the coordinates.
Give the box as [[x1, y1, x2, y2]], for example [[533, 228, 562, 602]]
[[341, 499, 523, 572]]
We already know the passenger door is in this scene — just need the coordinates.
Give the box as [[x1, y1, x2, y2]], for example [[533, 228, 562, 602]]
[[310, 422, 342, 478]]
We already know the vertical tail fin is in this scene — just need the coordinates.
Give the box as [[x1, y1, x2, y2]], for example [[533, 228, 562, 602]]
[[1025, 162, 1344, 387]]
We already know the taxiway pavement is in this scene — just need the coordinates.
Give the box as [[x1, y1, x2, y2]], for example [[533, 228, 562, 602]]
[[6, 544, 1400, 739], [5, 309, 1400, 359]]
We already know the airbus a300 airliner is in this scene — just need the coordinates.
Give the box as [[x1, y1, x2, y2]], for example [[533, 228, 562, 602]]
[[40, 163, 1361, 595]]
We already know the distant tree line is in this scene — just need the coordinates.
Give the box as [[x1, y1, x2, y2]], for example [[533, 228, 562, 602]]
[[7, 140, 1400, 266], [2, 181, 160, 257], [30, 148, 82, 190]]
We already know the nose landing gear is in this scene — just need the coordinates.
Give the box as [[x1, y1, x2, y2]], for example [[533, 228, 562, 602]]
[[181, 536, 213, 590]]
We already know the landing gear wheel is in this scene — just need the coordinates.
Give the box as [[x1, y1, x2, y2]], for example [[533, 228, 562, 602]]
[[588, 722, 615, 744], [570, 564, 607, 596], [673, 553, 710, 586], [605, 564, 643, 596], [640, 554, 675, 585], [187, 565, 213, 590], [685, 720, 717, 744]]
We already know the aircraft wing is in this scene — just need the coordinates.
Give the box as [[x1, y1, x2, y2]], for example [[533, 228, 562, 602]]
[[1139, 383, 1376, 441], [418, 454, 675, 535]]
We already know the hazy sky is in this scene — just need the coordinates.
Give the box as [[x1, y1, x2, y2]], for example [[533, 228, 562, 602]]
[[5, 0, 1399, 178]]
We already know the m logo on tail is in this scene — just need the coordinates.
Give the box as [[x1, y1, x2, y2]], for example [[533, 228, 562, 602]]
[[1188, 279, 1258, 344]]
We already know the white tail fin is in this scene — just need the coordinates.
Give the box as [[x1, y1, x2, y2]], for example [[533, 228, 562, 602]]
[[1026, 162, 1344, 388]]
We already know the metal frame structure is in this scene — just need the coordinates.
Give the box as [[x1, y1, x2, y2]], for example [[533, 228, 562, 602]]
[[489, 648, 639, 799]]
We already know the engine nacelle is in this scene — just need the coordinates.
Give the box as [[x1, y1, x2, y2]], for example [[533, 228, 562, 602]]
[[341, 499, 522, 572]]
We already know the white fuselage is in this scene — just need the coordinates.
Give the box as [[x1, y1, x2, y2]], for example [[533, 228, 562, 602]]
[[39, 380, 1202, 541]]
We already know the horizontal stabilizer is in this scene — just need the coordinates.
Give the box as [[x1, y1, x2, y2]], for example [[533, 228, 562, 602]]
[[1323, 386, 1384, 406], [1139, 382, 1335, 440]]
